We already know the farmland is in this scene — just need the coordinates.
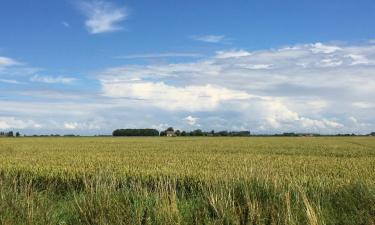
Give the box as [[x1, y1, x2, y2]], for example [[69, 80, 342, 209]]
[[0, 137, 374, 224]]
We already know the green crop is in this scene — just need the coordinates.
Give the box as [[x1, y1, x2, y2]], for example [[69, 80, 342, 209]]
[[0, 137, 374, 224]]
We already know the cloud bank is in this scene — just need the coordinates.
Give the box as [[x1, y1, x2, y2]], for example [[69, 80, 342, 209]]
[[96, 42, 375, 133], [1, 42, 375, 134]]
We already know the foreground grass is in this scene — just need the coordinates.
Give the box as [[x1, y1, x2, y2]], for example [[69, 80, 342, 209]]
[[0, 137, 374, 224]]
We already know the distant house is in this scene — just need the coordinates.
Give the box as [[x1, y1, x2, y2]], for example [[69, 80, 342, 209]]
[[166, 130, 175, 137]]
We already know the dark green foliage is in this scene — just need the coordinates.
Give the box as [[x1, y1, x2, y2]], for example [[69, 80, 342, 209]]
[[166, 127, 174, 132], [0, 131, 14, 137], [113, 129, 159, 137], [190, 129, 204, 136]]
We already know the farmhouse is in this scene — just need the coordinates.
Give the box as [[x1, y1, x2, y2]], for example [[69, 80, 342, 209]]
[[166, 130, 175, 137]]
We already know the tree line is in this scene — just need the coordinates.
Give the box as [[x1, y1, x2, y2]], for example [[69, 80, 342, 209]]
[[112, 127, 251, 137], [1, 130, 374, 137], [112, 128, 375, 137], [113, 129, 160, 136], [0, 131, 20, 137]]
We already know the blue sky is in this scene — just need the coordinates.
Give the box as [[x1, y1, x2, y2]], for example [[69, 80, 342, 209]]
[[0, 0, 375, 134]]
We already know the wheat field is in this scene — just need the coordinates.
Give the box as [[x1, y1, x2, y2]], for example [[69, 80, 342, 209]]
[[0, 137, 374, 225]]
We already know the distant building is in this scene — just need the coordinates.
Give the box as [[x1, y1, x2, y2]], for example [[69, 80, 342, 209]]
[[166, 130, 175, 137]]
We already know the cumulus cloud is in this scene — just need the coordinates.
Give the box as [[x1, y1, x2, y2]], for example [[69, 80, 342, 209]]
[[101, 81, 251, 111], [2, 41, 375, 134], [346, 54, 371, 65], [30, 75, 77, 84], [78, 0, 127, 34], [64, 122, 78, 130], [184, 116, 199, 126], [96, 42, 375, 133], [0, 117, 41, 130], [310, 42, 342, 54]]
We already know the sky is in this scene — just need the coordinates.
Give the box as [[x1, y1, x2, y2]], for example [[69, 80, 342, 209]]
[[0, 0, 375, 135]]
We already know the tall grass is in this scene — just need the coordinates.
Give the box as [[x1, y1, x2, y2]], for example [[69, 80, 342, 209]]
[[0, 137, 374, 224]]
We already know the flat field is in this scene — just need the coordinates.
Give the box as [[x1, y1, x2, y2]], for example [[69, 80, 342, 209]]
[[0, 137, 374, 224]]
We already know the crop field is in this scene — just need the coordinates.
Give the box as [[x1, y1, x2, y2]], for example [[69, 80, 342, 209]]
[[0, 137, 374, 225]]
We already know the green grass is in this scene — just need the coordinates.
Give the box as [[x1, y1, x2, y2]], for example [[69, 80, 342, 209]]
[[0, 137, 374, 224]]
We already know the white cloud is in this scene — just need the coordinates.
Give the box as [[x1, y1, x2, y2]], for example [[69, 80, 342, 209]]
[[191, 35, 226, 43], [78, 0, 127, 34], [215, 50, 251, 59], [101, 81, 251, 111], [184, 116, 198, 126], [2, 41, 375, 134], [0, 79, 20, 84], [116, 52, 202, 59], [352, 102, 374, 109], [64, 122, 78, 130], [30, 75, 77, 84], [0, 56, 18, 67], [348, 116, 358, 123], [95, 41, 375, 133], [0, 117, 41, 130], [63, 121, 101, 130], [346, 54, 371, 65], [242, 64, 272, 69], [260, 99, 343, 131], [310, 42, 341, 54], [319, 58, 343, 67]]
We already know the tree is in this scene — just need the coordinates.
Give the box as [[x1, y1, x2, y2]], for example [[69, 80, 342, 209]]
[[230, 131, 251, 136], [16, 132, 20, 137], [181, 131, 187, 136], [166, 127, 174, 132], [7, 131, 14, 137], [217, 131, 228, 136], [112, 129, 159, 136], [175, 130, 181, 136], [190, 129, 203, 136]]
